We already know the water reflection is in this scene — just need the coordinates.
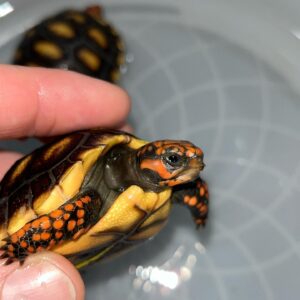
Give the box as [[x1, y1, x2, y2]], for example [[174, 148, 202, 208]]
[[129, 242, 206, 296], [0, 2, 13, 18]]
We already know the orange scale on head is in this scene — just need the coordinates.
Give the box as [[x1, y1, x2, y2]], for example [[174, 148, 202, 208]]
[[186, 150, 195, 158]]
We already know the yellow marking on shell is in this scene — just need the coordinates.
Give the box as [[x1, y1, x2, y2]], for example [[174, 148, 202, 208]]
[[67, 13, 85, 23], [9, 155, 32, 183], [78, 48, 101, 71], [79, 146, 104, 173], [100, 134, 131, 154], [43, 137, 72, 161], [88, 28, 107, 48], [34, 185, 67, 215], [53, 186, 171, 256], [110, 69, 120, 82], [59, 161, 84, 198], [7, 207, 37, 235], [0, 226, 7, 247], [34, 41, 63, 60], [117, 53, 125, 66], [48, 22, 75, 38], [127, 138, 148, 150]]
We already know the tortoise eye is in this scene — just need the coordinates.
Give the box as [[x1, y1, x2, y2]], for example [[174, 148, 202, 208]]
[[165, 154, 182, 167]]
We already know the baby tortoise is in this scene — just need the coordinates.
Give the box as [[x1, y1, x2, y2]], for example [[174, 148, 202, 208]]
[[0, 129, 209, 269], [13, 6, 125, 82]]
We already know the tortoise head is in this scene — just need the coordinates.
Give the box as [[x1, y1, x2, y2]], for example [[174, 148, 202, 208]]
[[137, 140, 205, 187]]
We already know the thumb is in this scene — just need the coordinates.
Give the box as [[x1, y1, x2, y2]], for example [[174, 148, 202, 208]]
[[0, 251, 85, 300]]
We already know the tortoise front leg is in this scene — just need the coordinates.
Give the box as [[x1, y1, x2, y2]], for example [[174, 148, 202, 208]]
[[171, 177, 209, 228], [1, 189, 102, 265]]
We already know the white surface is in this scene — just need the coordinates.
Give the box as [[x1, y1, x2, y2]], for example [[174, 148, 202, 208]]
[[0, 1, 300, 299]]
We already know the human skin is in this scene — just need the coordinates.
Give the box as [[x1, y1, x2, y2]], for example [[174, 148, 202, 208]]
[[0, 65, 131, 299]]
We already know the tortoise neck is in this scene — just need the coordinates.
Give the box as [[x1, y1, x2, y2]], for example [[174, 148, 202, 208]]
[[104, 145, 166, 192]]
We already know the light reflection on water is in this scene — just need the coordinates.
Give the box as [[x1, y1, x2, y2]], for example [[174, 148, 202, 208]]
[[0, 2, 14, 18], [129, 242, 206, 296]]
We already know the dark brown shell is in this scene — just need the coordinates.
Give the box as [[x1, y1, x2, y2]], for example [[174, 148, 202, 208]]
[[0, 129, 131, 225], [13, 8, 125, 82]]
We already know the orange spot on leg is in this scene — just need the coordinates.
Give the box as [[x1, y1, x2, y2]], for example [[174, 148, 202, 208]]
[[77, 209, 85, 218], [75, 200, 83, 208], [55, 231, 63, 239], [188, 196, 197, 206], [41, 232, 51, 241], [63, 213, 71, 220], [199, 187, 205, 197], [67, 220, 76, 231], [10, 234, 18, 244], [32, 233, 41, 241], [53, 219, 64, 230], [64, 204, 75, 212], [8, 245, 14, 252], [40, 216, 51, 230], [82, 196, 91, 204], [77, 218, 84, 226], [27, 246, 35, 253], [50, 209, 64, 218]]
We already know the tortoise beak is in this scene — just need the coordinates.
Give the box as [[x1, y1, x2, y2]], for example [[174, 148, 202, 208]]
[[189, 157, 205, 172]]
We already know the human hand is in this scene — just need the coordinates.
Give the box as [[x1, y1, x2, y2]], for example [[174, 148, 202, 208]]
[[0, 65, 131, 299]]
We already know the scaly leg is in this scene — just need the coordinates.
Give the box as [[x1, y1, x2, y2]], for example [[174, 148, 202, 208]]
[[1, 189, 102, 265], [172, 177, 209, 228]]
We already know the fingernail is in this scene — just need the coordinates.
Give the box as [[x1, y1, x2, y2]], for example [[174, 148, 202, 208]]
[[2, 259, 76, 300]]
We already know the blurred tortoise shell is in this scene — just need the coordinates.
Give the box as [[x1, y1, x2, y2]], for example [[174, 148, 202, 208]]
[[13, 6, 125, 82], [0, 129, 209, 269]]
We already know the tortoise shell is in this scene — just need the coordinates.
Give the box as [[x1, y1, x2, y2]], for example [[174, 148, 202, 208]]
[[0, 129, 209, 268], [13, 6, 125, 82]]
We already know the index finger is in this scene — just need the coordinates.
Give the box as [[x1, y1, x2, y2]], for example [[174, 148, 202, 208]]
[[0, 65, 131, 138]]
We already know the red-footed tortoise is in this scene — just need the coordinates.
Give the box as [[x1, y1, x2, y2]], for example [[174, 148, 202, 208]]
[[0, 129, 209, 269], [13, 6, 125, 82]]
